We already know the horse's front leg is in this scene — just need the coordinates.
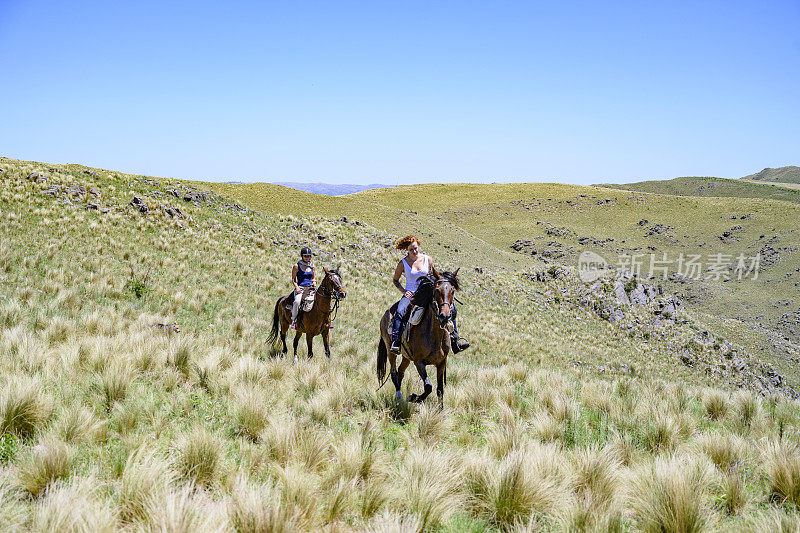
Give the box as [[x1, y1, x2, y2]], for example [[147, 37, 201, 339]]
[[392, 357, 410, 401], [293, 331, 302, 363], [409, 361, 433, 403], [436, 360, 446, 411], [306, 333, 314, 359], [280, 319, 289, 356], [321, 327, 330, 358]]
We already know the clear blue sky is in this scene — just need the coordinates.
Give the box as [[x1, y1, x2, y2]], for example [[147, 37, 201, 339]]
[[1, 1, 798, 185]]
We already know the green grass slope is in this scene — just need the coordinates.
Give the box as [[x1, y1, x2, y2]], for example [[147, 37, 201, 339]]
[[743, 166, 800, 184], [2, 156, 800, 530], [597, 176, 800, 204]]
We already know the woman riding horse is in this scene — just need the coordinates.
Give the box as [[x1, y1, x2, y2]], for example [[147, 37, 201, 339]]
[[268, 260, 346, 360], [290, 246, 316, 329], [390, 235, 468, 354], [378, 269, 462, 409]]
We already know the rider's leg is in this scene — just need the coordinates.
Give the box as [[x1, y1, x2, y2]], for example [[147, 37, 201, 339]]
[[390, 296, 411, 353], [450, 303, 470, 353], [290, 292, 301, 327]]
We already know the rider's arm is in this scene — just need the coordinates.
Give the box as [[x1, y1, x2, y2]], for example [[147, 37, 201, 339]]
[[393, 261, 405, 294], [311, 266, 315, 286], [292, 264, 300, 292]]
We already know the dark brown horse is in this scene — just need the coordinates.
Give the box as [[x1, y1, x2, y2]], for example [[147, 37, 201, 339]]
[[268, 268, 346, 361], [377, 269, 460, 410]]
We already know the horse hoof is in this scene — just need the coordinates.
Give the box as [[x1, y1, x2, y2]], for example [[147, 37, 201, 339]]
[[395, 391, 403, 401], [409, 394, 421, 403]]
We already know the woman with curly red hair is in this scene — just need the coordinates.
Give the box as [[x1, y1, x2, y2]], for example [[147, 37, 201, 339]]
[[390, 235, 469, 355]]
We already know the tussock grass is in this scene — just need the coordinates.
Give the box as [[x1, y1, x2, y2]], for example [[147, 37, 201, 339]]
[[762, 439, 800, 508], [120, 449, 175, 525], [16, 438, 74, 497], [174, 427, 224, 488], [229, 476, 304, 533], [629, 454, 712, 533], [31, 476, 116, 532], [0, 376, 53, 438]]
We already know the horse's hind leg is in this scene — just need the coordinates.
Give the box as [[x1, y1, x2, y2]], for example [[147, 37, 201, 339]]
[[306, 334, 314, 359], [280, 321, 289, 356], [392, 357, 410, 401], [409, 361, 433, 403], [436, 362, 446, 411]]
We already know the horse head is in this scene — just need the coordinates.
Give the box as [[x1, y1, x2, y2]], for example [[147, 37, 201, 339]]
[[322, 266, 347, 300], [431, 267, 459, 325]]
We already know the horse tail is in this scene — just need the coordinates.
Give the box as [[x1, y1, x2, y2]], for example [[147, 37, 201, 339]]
[[377, 337, 388, 384], [267, 298, 281, 345]]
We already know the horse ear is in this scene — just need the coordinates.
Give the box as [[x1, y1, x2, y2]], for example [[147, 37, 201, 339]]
[[453, 267, 460, 276], [432, 266, 440, 279], [337, 263, 341, 272], [323, 267, 329, 274]]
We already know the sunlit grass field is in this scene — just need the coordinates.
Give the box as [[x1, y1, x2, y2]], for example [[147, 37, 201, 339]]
[[1, 157, 800, 531]]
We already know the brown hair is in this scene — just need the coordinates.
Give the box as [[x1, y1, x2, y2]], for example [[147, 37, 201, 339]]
[[394, 235, 420, 250]]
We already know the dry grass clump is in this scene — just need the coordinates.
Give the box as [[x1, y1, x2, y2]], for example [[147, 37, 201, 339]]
[[228, 475, 305, 533], [174, 426, 224, 488], [464, 442, 565, 529], [732, 390, 763, 433], [16, 438, 74, 497], [139, 484, 227, 532], [399, 446, 463, 530], [562, 444, 622, 529], [120, 449, 175, 525], [54, 405, 108, 445], [628, 454, 712, 533], [694, 432, 748, 472], [702, 388, 730, 421], [762, 438, 800, 508], [31, 476, 117, 532], [0, 376, 53, 438], [231, 387, 270, 442]]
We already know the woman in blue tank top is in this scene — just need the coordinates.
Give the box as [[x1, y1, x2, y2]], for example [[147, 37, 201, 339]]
[[390, 235, 469, 354], [290, 246, 315, 328]]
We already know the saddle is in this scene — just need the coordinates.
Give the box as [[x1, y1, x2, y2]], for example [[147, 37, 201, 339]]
[[387, 303, 425, 343], [284, 287, 316, 313]]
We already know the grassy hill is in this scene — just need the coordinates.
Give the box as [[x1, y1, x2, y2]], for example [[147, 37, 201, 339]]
[[597, 176, 800, 204], [742, 166, 800, 184], [2, 156, 800, 530]]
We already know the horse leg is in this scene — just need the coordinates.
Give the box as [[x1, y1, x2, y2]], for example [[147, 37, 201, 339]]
[[409, 361, 433, 403], [306, 333, 314, 359], [436, 362, 446, 411], [392, 357, 410, 401], [292, 331, 302, 363], [321, 328, 330, 358], [280, 318, 289, 356]]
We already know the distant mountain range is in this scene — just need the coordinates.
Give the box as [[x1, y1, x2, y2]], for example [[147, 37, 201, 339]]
[[741, 166, 800, 184], [271, 182, 389, 196]]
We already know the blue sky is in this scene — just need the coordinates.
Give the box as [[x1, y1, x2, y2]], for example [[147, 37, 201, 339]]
[[1, 1, 798, 185]]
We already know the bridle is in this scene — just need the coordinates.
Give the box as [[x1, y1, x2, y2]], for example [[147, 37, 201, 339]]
[[317, 272, 345, 323], [431, 278, 455, 330]]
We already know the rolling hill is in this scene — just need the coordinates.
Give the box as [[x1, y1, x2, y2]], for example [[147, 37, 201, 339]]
[[1, 155, 800, 531], [742, 166, 800, 184]]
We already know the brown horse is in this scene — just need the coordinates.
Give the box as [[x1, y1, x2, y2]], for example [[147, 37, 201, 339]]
[[377, 269, 460, 410], [268, 268, 346, 361]]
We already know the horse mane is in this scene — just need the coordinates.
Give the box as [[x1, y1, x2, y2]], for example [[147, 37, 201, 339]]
[[439, 270, 461, 291], [410, 275, 436, 306], [410, 270, 460, 307]]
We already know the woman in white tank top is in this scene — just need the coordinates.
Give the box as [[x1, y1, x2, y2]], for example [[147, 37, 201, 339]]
[[389, 235, 469, 354]]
